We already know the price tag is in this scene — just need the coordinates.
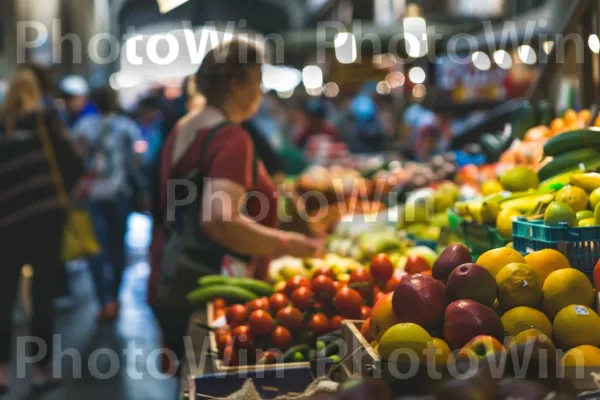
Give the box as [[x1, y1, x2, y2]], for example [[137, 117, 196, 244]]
[[575, 305, 590, 316]]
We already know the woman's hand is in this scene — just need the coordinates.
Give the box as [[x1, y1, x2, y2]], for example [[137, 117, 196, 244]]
[[285, 232, 323, 259]]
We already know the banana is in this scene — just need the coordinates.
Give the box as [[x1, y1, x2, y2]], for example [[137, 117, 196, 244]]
[[499, 192, 555, 213], [467, 201, 483, 224], [570, 173, 600, 192], [480, 201, 501, 225]]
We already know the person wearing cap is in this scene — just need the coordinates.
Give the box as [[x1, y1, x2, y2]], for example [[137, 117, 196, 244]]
[[58, 75, 100, 129]]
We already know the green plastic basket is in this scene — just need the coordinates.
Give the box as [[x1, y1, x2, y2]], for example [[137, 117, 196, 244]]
[[447, 209, 509, 257]]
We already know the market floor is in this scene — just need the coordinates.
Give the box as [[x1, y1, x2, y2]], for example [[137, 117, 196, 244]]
[[5, 214, 179, 400]]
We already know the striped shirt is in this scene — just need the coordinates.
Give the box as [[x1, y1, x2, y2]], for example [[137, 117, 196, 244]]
[[0, 110, 82, 235]]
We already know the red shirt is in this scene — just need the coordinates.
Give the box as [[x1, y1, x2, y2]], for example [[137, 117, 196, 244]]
[[148, 124, 278, 302]]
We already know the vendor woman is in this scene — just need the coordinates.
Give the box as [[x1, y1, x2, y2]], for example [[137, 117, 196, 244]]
[[149, 39, 321, 372]]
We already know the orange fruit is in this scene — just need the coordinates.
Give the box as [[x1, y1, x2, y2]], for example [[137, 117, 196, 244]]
[[524, 249, 571, 284], [564, 109, 578, 125], [554, 305, 600, 349], [543, 269, 595, 318], [562, 345, 600, 367], [496, 263, 542, 309], [579, 109, 592, 125], [370, 292, 400, 341], [476, 247, 527, 277], [550, 118, 566, 134]]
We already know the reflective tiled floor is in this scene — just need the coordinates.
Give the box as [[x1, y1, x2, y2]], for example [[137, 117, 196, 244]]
[[5, 214, 178, 400]]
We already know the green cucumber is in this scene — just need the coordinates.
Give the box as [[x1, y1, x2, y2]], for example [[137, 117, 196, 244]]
[[229, 278, 274, 296], [187, 285, 257, 306], [543, 128, 600, 156], [537, 148, 600, 182], [198, 275, 274, 296], [198, 275, 230, 286]]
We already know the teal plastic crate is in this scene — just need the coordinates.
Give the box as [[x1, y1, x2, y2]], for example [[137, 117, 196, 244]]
[[512, 217, 600, 277]]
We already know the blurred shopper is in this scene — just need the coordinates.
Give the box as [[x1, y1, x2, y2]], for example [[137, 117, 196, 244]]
[[0, 69, 82, 392], [150, 40, 321, 372], [73, 87, 143, 323], [292, 99, 341, 148], [137, 97, 164, 172], [59, 75, 100, 128]]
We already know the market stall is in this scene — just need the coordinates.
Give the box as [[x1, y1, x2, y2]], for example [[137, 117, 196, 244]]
[[177, 1, 600, 398]]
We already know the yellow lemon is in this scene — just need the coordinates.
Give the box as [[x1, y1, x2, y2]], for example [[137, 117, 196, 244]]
[[496, 263, 542, 309], [378, 323, 432, 360], [579, 218, 596, 227], [496, 208, 522, 239], [553, 305, 600, 349], [431, 338, 452, 365], [501, 306, 552, 338], [562, 345, 600, 367], [542, 268, 595, 318], [524, 249, 571, 284], [477, 248, 526, 277], [482, 180, 504, 196], [555, 186, 589, 213]]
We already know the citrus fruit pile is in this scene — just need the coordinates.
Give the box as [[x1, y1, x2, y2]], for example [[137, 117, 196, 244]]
[[360, 244, 600, 370]]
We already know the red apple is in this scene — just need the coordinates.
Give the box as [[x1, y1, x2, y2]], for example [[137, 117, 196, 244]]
[[432, 243, 473, 283], [457, 335, 506, 361], [443, 300, 504, 349], [404, 255, 430, 275], [392, 274, 447, 329], [446, 263, 497, 307]]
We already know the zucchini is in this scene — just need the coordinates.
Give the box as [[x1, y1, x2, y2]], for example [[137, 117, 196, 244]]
[[538, 148, 600, 182], [187, 285, 257, 306], [198, 275, 230, 286], [197, 276, 274, 296], [543, 128, 600, 156], [229, 278, 274, 297]]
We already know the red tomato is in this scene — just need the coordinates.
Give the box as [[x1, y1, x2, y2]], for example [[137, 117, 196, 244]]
[[276, 306, 304, 331], [312, 267, 336, 280], [230, 325, 253, 350], [246, 297, 270, 312], [311, 275, 336, 299], [594, 259, 600, 290], [248, 310, 276, 336], [385, 276, 403, 293], [291, 287, 314, 310], [333, 287, 363, 319], [216, 332, 232, 353], [309, 313, 330, 336], [284, 276, 311, 298], [329, 315, 343, 331], [370, 253, 394, 283], [349, 267, 374, 298], [404, 255, 430, 275], [222, 344, 239, 366], [360, 305, 372, 320], [268, 293, 289, 313], [225, 304, 248, 328], [213, 298, 226, 310], [270, 326, 293, 350]]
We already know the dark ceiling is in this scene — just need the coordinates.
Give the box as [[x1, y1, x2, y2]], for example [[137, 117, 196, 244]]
[[117, 0, 295, 35]]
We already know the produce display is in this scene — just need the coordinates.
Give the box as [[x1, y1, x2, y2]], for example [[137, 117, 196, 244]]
[[184, 106, 600, 399], [359, 244, 600, 392], [197, 253, 409, 367]]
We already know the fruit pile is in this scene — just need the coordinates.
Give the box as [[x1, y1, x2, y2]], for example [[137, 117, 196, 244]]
[[361, 243, 600, 373], [210, 254, 402, 367]]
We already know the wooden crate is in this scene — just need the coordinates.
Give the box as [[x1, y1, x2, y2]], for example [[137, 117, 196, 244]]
[[341, 320, 600, 399]]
